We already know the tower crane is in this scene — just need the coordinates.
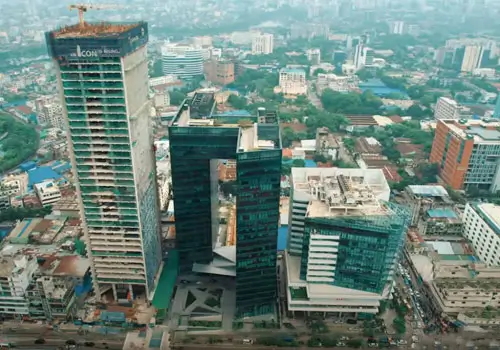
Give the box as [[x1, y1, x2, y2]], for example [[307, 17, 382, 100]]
[[69, 4, 122, 29]]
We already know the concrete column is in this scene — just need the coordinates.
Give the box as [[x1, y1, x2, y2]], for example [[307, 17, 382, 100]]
[[128, 284, 134, 300], [112, 284, 118, 301]]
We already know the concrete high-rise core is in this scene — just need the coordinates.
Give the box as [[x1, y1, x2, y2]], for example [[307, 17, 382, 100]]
[[46, 21, 163, 301]]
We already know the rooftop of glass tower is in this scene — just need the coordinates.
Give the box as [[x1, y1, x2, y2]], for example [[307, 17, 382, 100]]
[[172, 92, 281, 152], [291, 167, 392, 218]]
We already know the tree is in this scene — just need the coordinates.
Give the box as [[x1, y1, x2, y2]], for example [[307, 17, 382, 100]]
[[227, 94, 247, 109], [406, 104, 426, 119], [392, 316, 406, 334], [313, 153, 328, 163], [356, 68, 375, 81], [0, 206, 51, 223], [321, 89, 382, 115], [0, 114, 39, 173], [306, 111, 350, 133], [407, 85, 427, 99], [220, 180, 237, 197], [346, 339, 364, 348]]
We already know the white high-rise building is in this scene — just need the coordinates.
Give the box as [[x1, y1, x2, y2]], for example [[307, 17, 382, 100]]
[[353, 44, 364, 70], [306, 49, 321, 65], [40, 103, 64, 129], [463, 203, 500, 266], [391, 21, 405, 35], [161, 43, 204, 79], [434, 97, 459, 120], [47, 22, 163, 301], [251, 33, 274, 55], [461, 45, 484, 73]]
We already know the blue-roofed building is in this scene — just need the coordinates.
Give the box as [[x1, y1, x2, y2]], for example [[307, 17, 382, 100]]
[[405, 185, 454, 226], [464, 203, 500, 266], [359, 79, 409, 98], [20, 161, 37, 172], [420, 207, 462, 236], [27, 166, 64, 189], [52, 161, 72, 175]]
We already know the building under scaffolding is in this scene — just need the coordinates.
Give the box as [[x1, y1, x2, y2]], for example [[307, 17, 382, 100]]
[[285, 168, 409, 318], [45, 21, 163, 302]]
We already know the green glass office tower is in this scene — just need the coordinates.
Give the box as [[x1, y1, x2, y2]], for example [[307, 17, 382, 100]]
[[169, 95, 282, 317], [286, 168, 409, 317], [46, 22, 162, 300]]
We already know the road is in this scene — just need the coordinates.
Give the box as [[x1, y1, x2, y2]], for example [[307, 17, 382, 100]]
[[307, 82, 323, 110], [0, 328, 124, 350]]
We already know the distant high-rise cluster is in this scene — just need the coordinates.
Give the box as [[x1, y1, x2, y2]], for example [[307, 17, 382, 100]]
[[434, 38, 497, 73]]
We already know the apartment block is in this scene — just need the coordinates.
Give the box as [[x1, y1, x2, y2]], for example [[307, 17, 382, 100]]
[[306, 49, 321, 65], [34, 180, 62, 206], [251, 33, 274, 55], [463, 203, 500, 266], [46, 21, 163, 301], [403, 185, 454, 225], [434, 97, 459, 120], [26, 255, 90, 321], [0, 256, 38, 319], [429, 119, 500, 191], [203, 59, 235, 85], [275, 68, 307, 96], [285, 168, 408, 317]]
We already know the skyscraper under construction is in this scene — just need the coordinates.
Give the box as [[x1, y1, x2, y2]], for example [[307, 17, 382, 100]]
[[46, 21, 162, 301]]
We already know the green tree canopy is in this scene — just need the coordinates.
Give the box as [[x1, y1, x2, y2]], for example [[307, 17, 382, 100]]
[[0, 114, 39, 173], [321, 89, 382, 115]]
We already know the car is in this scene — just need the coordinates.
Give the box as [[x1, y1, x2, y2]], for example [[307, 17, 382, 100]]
[[34, 339, 46, 344], [84, 342, 95, 346]]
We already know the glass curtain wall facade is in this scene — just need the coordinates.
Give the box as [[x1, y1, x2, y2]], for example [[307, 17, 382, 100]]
[[300, 203, 409, 294], [46, 22, 162, 299], [169, 119, 281, 317]]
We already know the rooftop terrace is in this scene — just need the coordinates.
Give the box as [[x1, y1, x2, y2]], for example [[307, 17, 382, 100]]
[[291, 168, 391, 218], [171, 92, 281, 152]]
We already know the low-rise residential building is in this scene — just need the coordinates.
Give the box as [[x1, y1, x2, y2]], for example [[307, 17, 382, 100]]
[[463, 203, 500, 266], [275, 68, 307, 96], [285, 168, 406, 317], [407, 238, 500, 325], [26, 255, 90, 321], [34, 181, 62, 206], [403, 185, 455, 226], [0, 256, 38, 319], [417, 208, 462, 236], [315, 127, 339, 160]]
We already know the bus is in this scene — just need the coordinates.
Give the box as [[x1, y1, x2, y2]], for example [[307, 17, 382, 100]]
[[0, 343, 13, 349]]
